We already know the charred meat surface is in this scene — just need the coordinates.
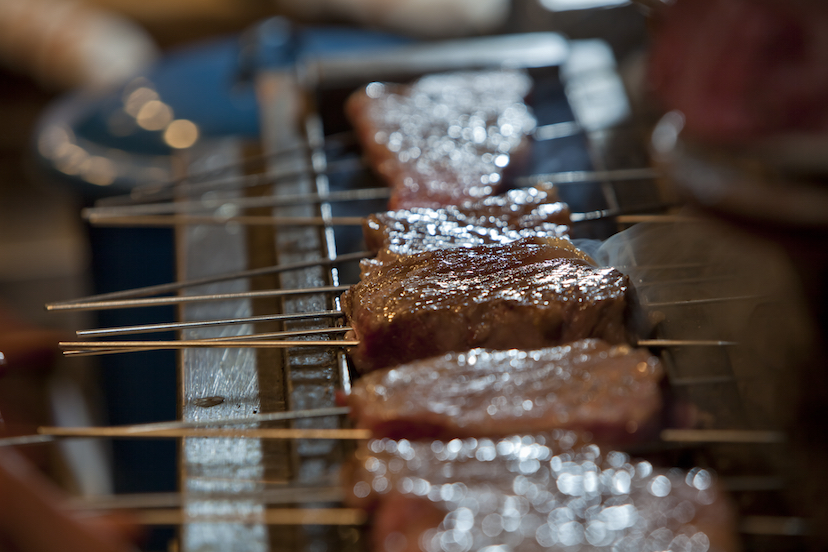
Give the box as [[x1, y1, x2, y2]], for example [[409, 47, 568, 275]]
[[347, 436, 739, 552], [341, 239, 630, 373], [347, 339, 663, 443], [364, 185, 571, 265], [346, 70, 536, 210]]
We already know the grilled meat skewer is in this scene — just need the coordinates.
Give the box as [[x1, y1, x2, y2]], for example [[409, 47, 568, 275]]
[[342, 238, 630, 373], [345, 339, 663, 445], [363, 184, 571, 266], [347, 70, 537, 209]]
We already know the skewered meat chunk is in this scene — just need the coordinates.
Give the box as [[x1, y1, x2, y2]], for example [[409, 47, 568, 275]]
[[364, 185, 571, 265], [346, 70, 537, 210], [347, 436, 739, 552], [346, 339, 663, 444], [341, 239, 631, 373]]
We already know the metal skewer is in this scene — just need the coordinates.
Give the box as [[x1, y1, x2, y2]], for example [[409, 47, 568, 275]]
[[65, 328, 353, 357], [85, 214, 366, 228], [48, 285, 351, 312], [86, 169, 665, 222], [69, 486, 346, 511], [0, 407, 352, 447], [101, 122, 584, 209], [47, 251, 369, 308], [85, 212, 689, 232], [38, 426, 371, 440], [638, 339, 738, 347], [76, 310, 344, 337], [570, 204, 676, 223], [634, 275, 737, 289], [90, 122, 594, 210], [60, 339, 359, 355], [88, 210, 623, 229], [70, 475, 787, 513], [645, 295, 763, 308], [660, 429, 786, 444], [134, 507, 367, 526], [60, 336, 730, 356], [30, 422, 785, 444], [99, 152, 364, 207], [615, 262, 707, 271], [82, 186, 392, 219], [96, 131, 358, 207], [173, 326, 350, 342], [85, 204, 676, 230]]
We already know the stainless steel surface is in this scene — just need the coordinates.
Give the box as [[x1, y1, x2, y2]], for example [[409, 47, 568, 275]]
[[176, 138, 272, 552]]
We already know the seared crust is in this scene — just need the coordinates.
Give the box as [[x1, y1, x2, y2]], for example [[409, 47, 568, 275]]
[[341, 240, 630, 373], [363, 185, 571, 265]]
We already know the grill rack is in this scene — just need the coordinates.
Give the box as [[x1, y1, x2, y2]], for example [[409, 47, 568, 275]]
[[47, 34, 809, 551]]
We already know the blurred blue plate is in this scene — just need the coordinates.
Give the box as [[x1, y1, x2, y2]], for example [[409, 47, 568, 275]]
[[33, 18, 410, 198]]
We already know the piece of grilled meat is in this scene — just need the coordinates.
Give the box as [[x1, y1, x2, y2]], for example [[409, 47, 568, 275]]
[[346, 435, 739, 552], [346, 70, 536, 210], [363, 185, 571, 266], [341, 239, 631, 373], [346, 339, 663, 444]]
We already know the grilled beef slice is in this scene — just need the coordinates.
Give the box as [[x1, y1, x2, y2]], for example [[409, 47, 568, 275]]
[[363, 185, 571, 265], [347, 339, 662, 444], [346, 70, 536, 210], [341, 239, 631, 373]]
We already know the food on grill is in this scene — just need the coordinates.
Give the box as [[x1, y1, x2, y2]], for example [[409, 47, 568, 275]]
[[346, 339, 663, 443], [341, 239, 631, 373], [363, 185, 571, 265], [346, 70, 537, 209], [347, 436, 739, 552]]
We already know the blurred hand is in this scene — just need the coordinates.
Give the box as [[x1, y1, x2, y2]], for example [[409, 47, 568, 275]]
[[0, 449, 142, 552], [0, 306, 142, 551], [0, 305, 66, 452], [0, 314, 64, 379]]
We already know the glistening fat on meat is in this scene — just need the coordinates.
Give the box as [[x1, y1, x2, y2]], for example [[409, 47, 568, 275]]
[[346, 70, 537, 209], [363, 185, 571, 266], [341, 239, 631, 373], [345, 436, 740, 552], [346, 339, 663, 444]]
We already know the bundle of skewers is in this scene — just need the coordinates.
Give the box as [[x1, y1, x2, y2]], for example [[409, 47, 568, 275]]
[[9, 66, 799, 550]]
